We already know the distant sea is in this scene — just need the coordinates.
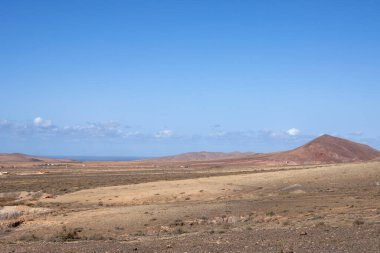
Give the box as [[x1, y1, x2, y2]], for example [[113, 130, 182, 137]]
[[49, 156, 150, 162]]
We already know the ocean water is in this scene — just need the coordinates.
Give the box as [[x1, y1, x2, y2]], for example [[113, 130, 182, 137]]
[[49, 156, 150, 162]]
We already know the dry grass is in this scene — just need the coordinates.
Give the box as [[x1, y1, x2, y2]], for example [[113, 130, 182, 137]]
[[0, 160, 379, 250]]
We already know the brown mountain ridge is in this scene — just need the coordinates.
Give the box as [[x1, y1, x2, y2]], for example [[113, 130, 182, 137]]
[[1, 135, 378, 165], [154, 135, 380, 165]]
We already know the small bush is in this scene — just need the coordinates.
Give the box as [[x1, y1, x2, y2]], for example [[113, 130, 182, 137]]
[[223, 224, 231, 229], [172, 219, 184, 226], [316, 221, 325, 227], [174, 227, 187, 234], [353, 219, 364, 226], [18, 233, 39, 241], [85, 234, 106, 240], [8, 220, 24, 228], [133, 230, 145, 236], [55, 226, 82, 241]]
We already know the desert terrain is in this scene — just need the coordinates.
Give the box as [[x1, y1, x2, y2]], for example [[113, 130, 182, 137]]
[[0, 135, 379, 252]]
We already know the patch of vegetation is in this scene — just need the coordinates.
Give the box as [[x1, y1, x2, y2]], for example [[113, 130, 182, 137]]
[[172, 219, 184, 226], [8, 220, 24, 228], [84, 234, 106, 240], [266, 211, 275, 216], [18, 233, 39, 241], [316, 221, 325, 227], [174, 227, 187, 234], [200, 215, 209, 221], [133, 230, 145, 236], [353, 218, 364, 226], [223, 224, 231, 229], [55, 226, 82, 241]]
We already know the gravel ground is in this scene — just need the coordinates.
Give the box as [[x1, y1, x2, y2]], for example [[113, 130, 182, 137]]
[[2, 225, 379, 253]]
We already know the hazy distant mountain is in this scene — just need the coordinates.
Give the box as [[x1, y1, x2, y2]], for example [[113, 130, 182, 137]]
[[0, 153, 70, 163], [148, 151, 256, 162]]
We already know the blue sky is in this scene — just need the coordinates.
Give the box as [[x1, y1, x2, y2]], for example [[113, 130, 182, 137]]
[[1, 0, 379, 156]]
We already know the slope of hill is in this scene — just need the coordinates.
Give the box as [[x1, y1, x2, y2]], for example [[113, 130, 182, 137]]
[[151, 135, 379, 165], [0, 153, 69, 163], [149, 152, 256, 162], [235, 135, 380, 165]]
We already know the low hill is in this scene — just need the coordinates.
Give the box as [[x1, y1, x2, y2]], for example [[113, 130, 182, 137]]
[[148, 151, 256, 162], [0, 153, 70, 163]]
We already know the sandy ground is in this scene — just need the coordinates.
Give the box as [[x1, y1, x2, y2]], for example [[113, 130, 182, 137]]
[[0, 161, 379, 252]]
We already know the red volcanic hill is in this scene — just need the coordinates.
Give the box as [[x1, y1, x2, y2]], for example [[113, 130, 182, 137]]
[[290, 134, 379, 163], [237, 135, 380, 165]]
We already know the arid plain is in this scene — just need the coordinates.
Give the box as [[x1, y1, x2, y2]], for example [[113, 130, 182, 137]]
[[1, 135, 380, 252]]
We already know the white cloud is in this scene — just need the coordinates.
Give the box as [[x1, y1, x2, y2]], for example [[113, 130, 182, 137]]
[[286, 128, 300, 136], [209, 131, 226, 137], [349, 131, 363, 136], [0, 118, 315, 149], [1, 118, 139, 139], [122, 131, 141, 138], [0, 120, 11, 127], [155, 129, 173, 138], [33, 117, 52, 128], [61, 121, 128, 138]]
